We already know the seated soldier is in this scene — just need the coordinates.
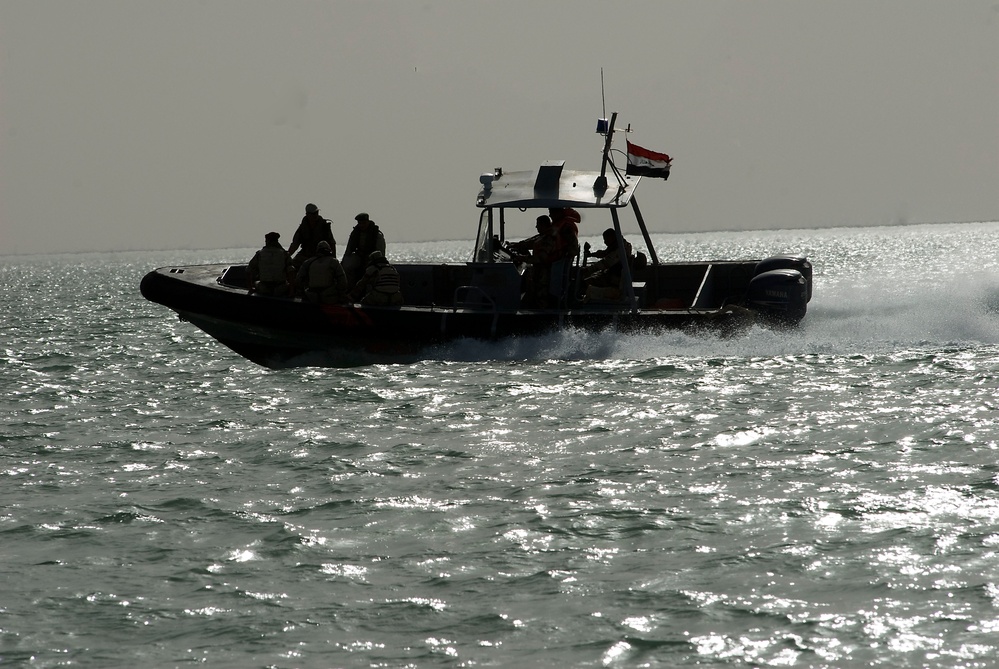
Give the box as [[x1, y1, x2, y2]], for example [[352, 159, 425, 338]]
[[507, 215, 549, 255], [581, 228, 636, 302], [297, 240, 348, 304], [350, 251, 403, 306], [247, 231, 294, 297]]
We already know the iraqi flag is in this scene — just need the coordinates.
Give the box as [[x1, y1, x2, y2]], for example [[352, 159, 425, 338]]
[[626, 141, 671, 179]]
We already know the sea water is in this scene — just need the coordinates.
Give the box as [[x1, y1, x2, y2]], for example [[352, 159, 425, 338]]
[[3, 222, 999, 668]]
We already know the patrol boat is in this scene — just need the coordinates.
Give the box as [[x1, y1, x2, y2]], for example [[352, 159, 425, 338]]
[[140, 114, 812, 368]]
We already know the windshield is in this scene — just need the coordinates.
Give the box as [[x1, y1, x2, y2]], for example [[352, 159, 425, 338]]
[[472, 209, 493, 262]]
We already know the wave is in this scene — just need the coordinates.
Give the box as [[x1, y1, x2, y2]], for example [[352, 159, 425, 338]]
[[418, 271, 999, 365]]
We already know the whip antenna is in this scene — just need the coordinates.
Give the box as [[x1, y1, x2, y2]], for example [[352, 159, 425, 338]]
[[600, 67, 606, 120], [595, 68, 610, 136]]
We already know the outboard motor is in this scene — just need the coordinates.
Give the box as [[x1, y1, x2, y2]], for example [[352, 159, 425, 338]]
[[745, 269, 808, 325], [754, 255, 812, 302]]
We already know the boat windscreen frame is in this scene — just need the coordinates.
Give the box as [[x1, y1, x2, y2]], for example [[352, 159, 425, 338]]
[[474, 192, 662, 270], [630, 196, 660, 266], [472, 208, 493, 262]]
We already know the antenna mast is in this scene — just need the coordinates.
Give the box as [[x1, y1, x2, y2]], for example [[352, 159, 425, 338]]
[[594, 69, 615, 193], [601, 67, 606, 120]]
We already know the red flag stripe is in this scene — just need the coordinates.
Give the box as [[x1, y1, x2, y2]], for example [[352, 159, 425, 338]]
[[627, 141, 671, 163]]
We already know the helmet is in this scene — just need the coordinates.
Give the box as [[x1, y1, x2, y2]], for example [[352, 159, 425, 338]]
[[317, 241, 332, 254], [305, 203, 319, 214]]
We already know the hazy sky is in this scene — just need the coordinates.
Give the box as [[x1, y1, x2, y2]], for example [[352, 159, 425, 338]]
[[2, 1, 997, 255]]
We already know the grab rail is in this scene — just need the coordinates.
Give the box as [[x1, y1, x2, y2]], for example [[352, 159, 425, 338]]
[[690, 264, 714, 309], [441, 285, 499, 337]]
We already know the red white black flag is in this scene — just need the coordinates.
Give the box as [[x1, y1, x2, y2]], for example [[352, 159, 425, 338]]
[[626, 141, 672, 179]]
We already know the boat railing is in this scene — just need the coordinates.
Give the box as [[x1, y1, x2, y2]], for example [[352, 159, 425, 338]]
[[445, 285, 499, 337], [690, 264, 714, 309]]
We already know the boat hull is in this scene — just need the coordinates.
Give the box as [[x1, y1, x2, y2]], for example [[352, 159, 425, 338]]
[[140, 263, 773, 367]]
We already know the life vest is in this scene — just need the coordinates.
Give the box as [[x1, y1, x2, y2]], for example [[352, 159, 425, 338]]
[[558, 208, 581, 225], [307, 255, 338, 289], [531, 231, 559, 264], [550, 208, 580, 259], [371, 263, 400, 293], [348, 223, 384, 258], [257, 246, 289, 282], [296, 214, 334, 254]]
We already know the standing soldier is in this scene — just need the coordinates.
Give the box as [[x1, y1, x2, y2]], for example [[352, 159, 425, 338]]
[[509, 216, 558, 308], [341, 212, 386, 285], [287, 203, 335, 268], [548, 207, 581, 261]]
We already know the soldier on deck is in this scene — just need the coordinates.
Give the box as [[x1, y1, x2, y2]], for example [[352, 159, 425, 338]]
[[341, 212, 386, 285], [287, 203, 335, 268], [247, 231, 294, 297]]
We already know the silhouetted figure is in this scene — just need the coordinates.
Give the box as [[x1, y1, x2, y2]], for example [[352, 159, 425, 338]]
[[288, 203, 335, 268], [247, 232, 294, 297]]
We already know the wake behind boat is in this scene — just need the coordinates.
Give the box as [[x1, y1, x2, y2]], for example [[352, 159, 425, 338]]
[[140, 113, 812, 368]]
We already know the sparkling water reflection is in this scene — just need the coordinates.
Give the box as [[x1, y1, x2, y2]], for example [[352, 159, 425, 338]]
[[2, 223, 999, 666]]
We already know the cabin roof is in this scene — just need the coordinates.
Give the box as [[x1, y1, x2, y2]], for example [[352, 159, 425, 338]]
[[476, 160, 640, 209]]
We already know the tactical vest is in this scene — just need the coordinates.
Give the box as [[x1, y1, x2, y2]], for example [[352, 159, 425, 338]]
[[308, 255, 337, 289], [353, 224, 382, 257], [372, 264, 401, 293], [257, 247, 289, 282]]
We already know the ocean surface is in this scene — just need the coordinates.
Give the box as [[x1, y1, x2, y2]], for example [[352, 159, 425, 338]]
[[4, 222, 999, 668]]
